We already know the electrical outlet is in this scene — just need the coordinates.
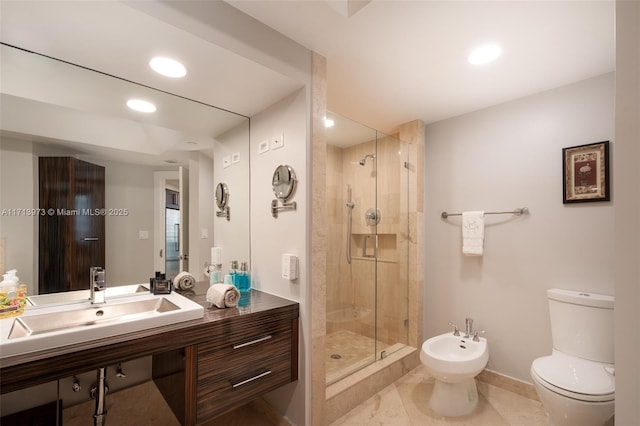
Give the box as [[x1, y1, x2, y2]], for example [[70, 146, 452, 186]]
[[270, 133, 284, 150]]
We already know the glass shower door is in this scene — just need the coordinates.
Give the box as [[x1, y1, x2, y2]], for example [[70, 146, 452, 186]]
[[325, 111, 410, 385]]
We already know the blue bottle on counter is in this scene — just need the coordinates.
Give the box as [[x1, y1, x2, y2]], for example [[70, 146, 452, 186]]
[[236, 261, 251, 293], [224, 260, 238, 286]]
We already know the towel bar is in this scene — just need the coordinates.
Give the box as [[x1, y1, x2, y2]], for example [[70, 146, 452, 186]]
[[441, 207, 529, 219]]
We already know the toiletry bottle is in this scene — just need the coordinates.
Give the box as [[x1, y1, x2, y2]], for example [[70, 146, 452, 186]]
[[209, 263, 222, 285], [237, 261, 251, 293], [224, 260, 238, 286]]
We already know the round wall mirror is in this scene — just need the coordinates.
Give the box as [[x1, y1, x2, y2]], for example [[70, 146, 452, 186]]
[[272, 165, 297, 201], [215, 182, 229, 209]]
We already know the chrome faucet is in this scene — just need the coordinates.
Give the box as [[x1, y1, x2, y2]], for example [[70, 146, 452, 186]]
[[90, 267, 106, 304], [464, 317, 474, 338]]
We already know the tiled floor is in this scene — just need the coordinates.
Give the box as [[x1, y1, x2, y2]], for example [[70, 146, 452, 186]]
[[326, 329, 404, 385], [330, 365, 549, 425], [63, 365, 547, 425], [326, 330, 378, 384]]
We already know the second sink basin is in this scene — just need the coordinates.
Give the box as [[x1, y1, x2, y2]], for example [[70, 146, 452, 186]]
[[0, 291, 204, 359], [8, 297, 180, 339]]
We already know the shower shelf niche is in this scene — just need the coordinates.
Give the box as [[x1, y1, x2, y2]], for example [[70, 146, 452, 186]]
[[349, 233, 398, 263]]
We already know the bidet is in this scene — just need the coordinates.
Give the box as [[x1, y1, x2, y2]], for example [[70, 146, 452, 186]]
[[420, 332, 489, 416]]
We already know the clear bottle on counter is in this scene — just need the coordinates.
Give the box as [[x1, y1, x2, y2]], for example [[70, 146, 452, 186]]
[[209, 264, 222, 285], [236, 261, 251, 293]]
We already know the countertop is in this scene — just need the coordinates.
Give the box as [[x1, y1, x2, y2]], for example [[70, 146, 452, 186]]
[[0, 283, 299, 394]]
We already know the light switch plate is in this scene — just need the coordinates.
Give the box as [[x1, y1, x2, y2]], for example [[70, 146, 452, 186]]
[[270, 133, 284, 150], [231, 152, 240, 164], [201, 228, 209, 239], [258, 140, 270, 154], [139, 230, 149, 240]]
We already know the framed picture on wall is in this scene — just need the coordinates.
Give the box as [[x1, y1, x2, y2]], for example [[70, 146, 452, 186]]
[[562, 141, 610, 203]]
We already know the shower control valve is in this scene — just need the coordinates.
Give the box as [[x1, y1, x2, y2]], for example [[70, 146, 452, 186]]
[[448, 322, 460, 336]]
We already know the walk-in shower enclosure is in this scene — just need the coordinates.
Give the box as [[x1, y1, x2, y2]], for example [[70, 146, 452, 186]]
[[325, 111, 410, 385]]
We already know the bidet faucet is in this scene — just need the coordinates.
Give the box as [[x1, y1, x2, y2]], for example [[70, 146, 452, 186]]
[[465, 317, 474, 338], [90, 267, 106, 304]]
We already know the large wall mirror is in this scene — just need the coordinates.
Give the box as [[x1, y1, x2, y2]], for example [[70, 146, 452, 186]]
[[0, 43, 250, 302]]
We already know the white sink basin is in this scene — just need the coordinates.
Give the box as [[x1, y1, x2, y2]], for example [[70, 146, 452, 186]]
[[0, 291, 203, 359]]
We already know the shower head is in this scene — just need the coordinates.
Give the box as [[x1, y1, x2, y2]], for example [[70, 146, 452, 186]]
[[359, 154, 376, 166]]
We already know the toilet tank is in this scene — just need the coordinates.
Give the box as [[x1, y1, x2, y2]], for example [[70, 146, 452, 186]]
[[547, 288, 614, 364]]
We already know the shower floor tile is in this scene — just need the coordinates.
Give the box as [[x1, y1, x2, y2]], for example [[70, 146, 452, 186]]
[[326, 329, 390, 385]]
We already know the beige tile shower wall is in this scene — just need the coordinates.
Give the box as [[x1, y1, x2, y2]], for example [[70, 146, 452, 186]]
[[326, 144, 346, 329]]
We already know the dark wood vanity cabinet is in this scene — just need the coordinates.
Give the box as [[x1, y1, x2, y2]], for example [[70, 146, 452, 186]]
[[38, 157, 105, 294], [195, 315, 296, 422], [0, 289, 299, 426]]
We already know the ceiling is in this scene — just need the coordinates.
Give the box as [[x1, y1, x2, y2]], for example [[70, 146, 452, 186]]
[[1, 1, 615, 138], [229, 0, 615, 132]]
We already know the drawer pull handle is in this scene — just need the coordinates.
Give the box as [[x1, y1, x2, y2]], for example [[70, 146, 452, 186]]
[[83, 237, 99, 241], [232, 334, 272, 349], [232, 370, 272, 388]]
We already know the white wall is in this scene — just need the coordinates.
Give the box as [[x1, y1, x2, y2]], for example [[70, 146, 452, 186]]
[[102, 159, 156, 285], [250, 88, 308, 425], [188, 152, 215, 281], [614, 1, 640, 422], [424, 73, 615, 382], [0, 138, 37, 292], [213, 121, 250, 270]]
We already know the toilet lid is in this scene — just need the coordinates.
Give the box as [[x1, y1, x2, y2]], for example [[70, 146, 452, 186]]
[[532, 354, 615, 400]]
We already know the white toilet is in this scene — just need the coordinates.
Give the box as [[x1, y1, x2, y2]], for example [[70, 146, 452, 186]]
[[530, 289, 615, 426]]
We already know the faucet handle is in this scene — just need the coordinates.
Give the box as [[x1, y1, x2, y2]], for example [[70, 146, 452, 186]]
[[472, 330, 485, 342], [448, 322, 460, 336]]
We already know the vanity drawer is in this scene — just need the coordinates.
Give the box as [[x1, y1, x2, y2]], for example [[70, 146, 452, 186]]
[[196, 321, 294, 421]]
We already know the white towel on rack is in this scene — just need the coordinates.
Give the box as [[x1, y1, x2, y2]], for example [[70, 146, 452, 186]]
[[462, 211, 485, 256]]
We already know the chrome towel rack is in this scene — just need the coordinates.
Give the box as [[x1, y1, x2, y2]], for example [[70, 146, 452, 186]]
[[441, 207, 529, 219]]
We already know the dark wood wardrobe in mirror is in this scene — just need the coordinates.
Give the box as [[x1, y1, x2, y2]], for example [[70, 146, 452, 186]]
[[38, 157, 105, 294]]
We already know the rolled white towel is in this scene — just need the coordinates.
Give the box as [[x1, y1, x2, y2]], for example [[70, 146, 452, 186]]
[[207, 283, 240, 308], [173, 271, 196, 290]]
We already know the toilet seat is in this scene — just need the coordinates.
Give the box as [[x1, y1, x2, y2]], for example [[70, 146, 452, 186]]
[[531, 353, 614, 403]]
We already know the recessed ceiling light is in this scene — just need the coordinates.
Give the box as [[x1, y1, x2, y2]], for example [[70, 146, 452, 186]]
[[468, 44, 502, 65], [149, 56, 187, 78], [324, 117, 335, 128], [126, 99, 156, 113]]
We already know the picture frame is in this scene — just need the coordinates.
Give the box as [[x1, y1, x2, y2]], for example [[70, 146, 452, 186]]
[[562, 141, 610, 204]]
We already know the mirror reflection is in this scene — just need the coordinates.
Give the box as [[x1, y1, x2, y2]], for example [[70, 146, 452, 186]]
[[0, 43, 250, 305], [215, 182, 230, 221], [215, 183, 230, 210]]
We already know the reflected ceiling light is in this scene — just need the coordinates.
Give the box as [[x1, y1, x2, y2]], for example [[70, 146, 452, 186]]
[[126, 99, 156, 113], [468, 44, 502, 65], [149, 56, 187, 78], [324, 117, 335, 128]]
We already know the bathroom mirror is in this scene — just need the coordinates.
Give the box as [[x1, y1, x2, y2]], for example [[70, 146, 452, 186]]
[[272, 164, 297, 202], [215, 182, 230, 210], [0, 43, 251, 303]]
